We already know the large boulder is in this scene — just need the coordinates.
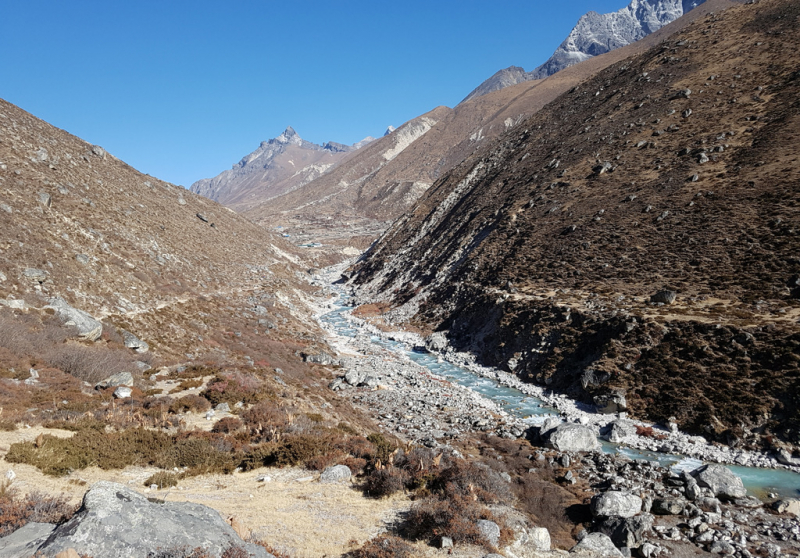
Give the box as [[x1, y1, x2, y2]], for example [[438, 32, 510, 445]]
[[692, 464, 747, 500], [121, 330, 149, 353], [319, 464, 352, 483], [46, 297, 102, 341], [570, 532, 625, 557], [593, 393, 627, 414], [590, 491, 643, 518], [546, 422, 601, 452], [95, 371, 134, 390], [601, 419, 637, 443], [0, 522, 56, 558], [477, 519, 501, 546], [596, 513, 654, 548], [21, 481, 274, 558]]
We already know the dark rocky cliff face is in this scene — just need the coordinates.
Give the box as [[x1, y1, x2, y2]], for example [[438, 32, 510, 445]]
[[353, 0, 800, 450]]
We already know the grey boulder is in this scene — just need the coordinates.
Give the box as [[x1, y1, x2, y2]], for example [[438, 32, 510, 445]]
[[319, 464, 352, 484], [570, 532, 625, 557], [596, 513, 653, 548], [591, 491, 642, 518], [28, 481, 274, 558], [602, 419, 637, 443], [0, 522, 56, 558], [546, 422, 600, 452], [692, 464, 747, 500], [46, 297, 103, 341], [477, 519, 501, 546], [122, 330, 149, 353], [95, 371, 134, 390]]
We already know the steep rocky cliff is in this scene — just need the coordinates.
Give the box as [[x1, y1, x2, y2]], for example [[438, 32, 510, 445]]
[[353, 0, 800, 449]]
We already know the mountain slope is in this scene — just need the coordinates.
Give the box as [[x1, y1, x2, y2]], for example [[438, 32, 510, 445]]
[[0, 98, 324, 362], [352, 0, 800, 449], [189, 127, 373, 212], [245, 0, 730, 253], [462, 0, 707, 103]]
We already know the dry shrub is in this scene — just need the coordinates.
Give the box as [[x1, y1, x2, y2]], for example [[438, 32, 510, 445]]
[[202, 371, 267, 407], [344, 436, 375, 459], [635, 425, 667, 440], [427, 459, 513, 505], [366, 432, 397, 462], [145, 471, 179, 489], [0, 481, 76, 536], [211, 417, 243, 434], [401, 493, 500, 547], [344, 535, 415, 558], [239, 443, 278, 472], [363, 467, 409, 498], [170, 394, 211, 414], [342, 457, 368, 474], [44, 342, 139, 384], [170, 378, 204, 393], [271, 434, 328, 467], [5, 428, 235, 477], [0, 420, 17, 431]]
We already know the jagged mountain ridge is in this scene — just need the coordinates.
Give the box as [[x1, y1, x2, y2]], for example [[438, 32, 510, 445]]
[[244, 0, 729, 251], [352, 0, 800, 449], [189, 126, 374, 212], [462, 0, 706, 103]]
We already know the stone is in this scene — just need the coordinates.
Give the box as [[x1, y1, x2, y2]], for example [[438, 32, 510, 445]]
[[651, 497, 684, 515], [319, 464, 352, 484], [6, 469, 16, 481], [693, 464, 746, 500], [0, 203, 12, 213], [38, 192, 52, 207], [772, 499, 800, 516], [113, 386, 132, 399], [570, 532, 625, 557], [650, 290, 677, 305], [0, 298, 27, 309], [594, 393, 627, 413], [95, 371, 134, 390], [529, 527, 551, 551], [177, 196, 187, 205], [602, 419, 637, 443], [546, 422, 600, 452], [46, 297, 103, 341], [196, 213, 209, 222], [121, 330, 149, 353], [23, 267, 48, 283], [25, 481, 273, 558], [425, 331, 449, 352], [0, 522, 57, 558], [344, 369, 363, 385], [91, 145, 106, 158], [216, 402, 231, 413], [477, 519, 501, 546], [75, 254, 90, 265], [440, 536, 454, 549], [304, 352, 337, 365], [596, 514, 653, 548], [709, 540, 735, 555], [591, 491, 642, 518]]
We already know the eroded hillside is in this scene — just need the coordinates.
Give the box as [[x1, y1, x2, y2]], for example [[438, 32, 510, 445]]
[[352, 0, 800, 450]]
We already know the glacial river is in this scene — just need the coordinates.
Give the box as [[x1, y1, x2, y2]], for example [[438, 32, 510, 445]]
[[321, 291, 800, 500]]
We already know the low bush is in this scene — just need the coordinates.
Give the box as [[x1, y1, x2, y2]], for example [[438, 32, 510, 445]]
[[202, 371, 268, 407], [271, 434, 328, 467], [344, 535, 415, 558], [170, 394, 211, 414], [144, 471, 179, 489], [0, 481, 76, 536], [362, 468, 409, 498], [211, 417, 243, 434], [401, 493, 502, 547]]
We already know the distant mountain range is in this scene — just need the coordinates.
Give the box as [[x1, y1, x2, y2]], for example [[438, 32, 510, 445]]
[[189, 127, 375, 211], [461, 0, 706, 103]]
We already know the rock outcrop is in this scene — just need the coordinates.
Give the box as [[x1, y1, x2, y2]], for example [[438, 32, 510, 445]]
[[0, 481, 274, 558]]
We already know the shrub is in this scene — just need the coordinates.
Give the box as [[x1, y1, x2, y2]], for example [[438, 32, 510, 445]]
[[271, 434, 328, 467], [362, 468, 409, 498], [239, 444, 277, 471], [202, 371, 266, 407], [170, 394, 211, 414], [0, 482, 76, 536], [144, 472, 179, 489], [366, 433, 396, 463], [401, 493, 499, 546], [344, 535, 415, 558], [211, 417, 243, 434]]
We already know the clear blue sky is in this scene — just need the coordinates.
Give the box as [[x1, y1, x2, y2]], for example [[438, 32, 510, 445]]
[[1, 0, 628, 188]]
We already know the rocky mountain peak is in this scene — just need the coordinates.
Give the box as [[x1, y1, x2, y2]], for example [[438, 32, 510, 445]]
[[461, 0, 706, 103], [384, 125, 396, 136], [275, 125, 303, 146]]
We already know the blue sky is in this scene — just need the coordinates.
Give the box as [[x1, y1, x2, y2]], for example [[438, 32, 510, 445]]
[[1, 0, 628, 188]]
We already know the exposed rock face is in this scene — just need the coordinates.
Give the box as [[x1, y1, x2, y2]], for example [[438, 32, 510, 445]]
[[693, 464, 747, 500], [546, 423, 601, 452], [121, 330, 149, 353], [45, 297, 102, 341], [570, 532, 625, 557], [463, 0, 706, 102], [590, 491, 643, 519], [15, 481, 274, 558], [190, 127, 373, 211]]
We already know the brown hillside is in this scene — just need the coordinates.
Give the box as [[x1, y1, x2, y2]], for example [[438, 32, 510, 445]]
[[353, 0, 800, 450]]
